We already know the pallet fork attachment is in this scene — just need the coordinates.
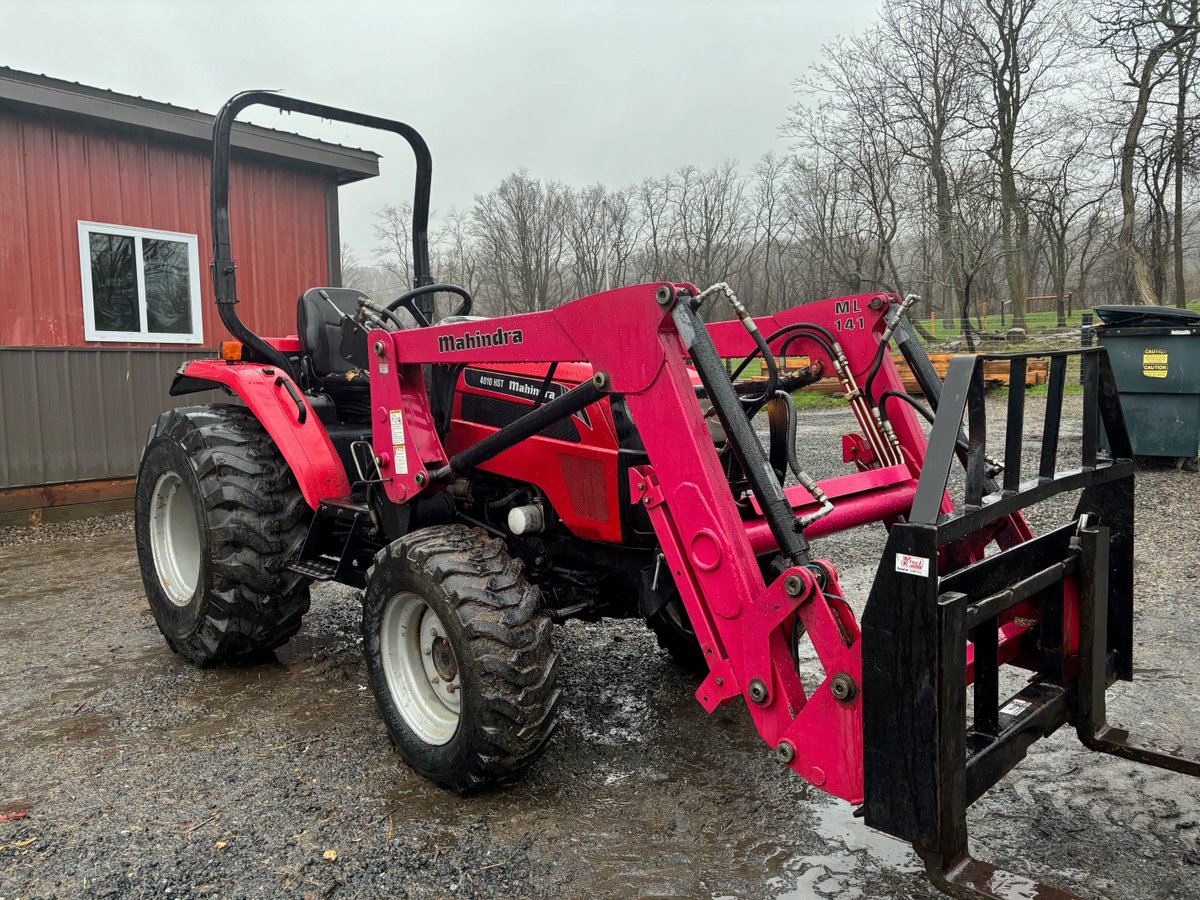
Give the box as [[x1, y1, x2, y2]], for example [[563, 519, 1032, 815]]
[[862, 349, 1200, 899]]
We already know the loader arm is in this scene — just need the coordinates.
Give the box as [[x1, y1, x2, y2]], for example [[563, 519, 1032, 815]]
[[369, 282, 922, 803], [359, 279, 1200, 899]]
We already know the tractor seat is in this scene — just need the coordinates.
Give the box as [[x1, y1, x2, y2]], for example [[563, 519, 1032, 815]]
[[297, 287, 370, 380]]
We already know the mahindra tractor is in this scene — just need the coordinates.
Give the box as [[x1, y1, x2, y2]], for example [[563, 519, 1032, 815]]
[[134, 92, 1199, 898]]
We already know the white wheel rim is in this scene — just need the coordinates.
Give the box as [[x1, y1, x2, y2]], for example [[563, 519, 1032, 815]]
[[148, 471, 201, 607], [379, 591, 461, 745]]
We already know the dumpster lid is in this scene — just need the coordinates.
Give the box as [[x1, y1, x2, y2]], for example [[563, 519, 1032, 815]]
[[1094, 305, 1200, 327]]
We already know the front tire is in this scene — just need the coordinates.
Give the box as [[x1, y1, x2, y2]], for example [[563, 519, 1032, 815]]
[[362, 526, 560, 792], [134, 405, 311, 665], [647, 593, 707, 673]]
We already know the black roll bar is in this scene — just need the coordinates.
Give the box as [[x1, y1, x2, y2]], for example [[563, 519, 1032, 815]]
[[209, 91, 433, 372]]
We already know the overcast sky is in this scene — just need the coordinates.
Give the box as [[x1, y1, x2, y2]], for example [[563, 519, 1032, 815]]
[[2, 0, 881, 256]]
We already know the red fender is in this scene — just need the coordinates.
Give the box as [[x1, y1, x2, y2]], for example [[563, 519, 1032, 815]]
[[171, 358, 351, 508]]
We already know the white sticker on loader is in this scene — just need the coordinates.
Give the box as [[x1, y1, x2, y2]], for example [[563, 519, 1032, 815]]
[[895, 553, 930, 577], [389, 408, 408, 475]]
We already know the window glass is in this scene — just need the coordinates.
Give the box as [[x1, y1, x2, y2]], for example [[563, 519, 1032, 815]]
[[80, 222, 201, 343], [89, 233, 139, 332], [143, 238, 192, 334]]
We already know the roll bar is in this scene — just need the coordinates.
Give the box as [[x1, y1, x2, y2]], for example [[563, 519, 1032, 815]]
[[209, 91, 433, 371]]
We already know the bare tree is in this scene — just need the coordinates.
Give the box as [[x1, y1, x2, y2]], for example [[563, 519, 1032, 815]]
[[1028, 122, 1113, 324], [1172, 30, 1198, 304], [877, 0, 982, 321], [672, 161, 750, 291], [374, 202, 416, 289], [1096, 0, 1200, 304], [789, 27, 913, 300], [471, 172, 569, 314], [966, 0, 1076, 328], [946, 161, 1006, 349], [745, 152, 795, 312], [434, 207, 483, 305]]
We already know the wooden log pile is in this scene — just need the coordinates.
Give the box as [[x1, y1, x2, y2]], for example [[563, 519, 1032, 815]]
[[762, 353, 1050, 395]]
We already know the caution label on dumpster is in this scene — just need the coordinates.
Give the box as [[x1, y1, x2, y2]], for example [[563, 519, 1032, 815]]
[[1143, 348, 1169, 379]]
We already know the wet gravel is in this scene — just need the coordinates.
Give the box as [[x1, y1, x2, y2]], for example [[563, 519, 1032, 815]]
[[2, 395, 1199, 899]]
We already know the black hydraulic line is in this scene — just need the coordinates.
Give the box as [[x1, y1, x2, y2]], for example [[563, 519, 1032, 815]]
[[375, 307, 408, 331], [210, 90, 434, 375], [733, 323, 840, 385], [694, 368, 821, 400], [883, 391, 974, 460], [747, 321, 779, 403], [672, 298, 810, 565], [431, 373, 609, 480], [779, 390, 801, 478], [879, 389, 936, 426], [863, 338, 890, 404], [777, 329, 840, 369]]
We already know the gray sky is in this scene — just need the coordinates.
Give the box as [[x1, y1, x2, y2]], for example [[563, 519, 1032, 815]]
[[1, 0, 880, 256]]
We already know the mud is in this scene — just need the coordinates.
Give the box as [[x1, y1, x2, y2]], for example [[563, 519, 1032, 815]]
[[2, 395, 1199, 899]]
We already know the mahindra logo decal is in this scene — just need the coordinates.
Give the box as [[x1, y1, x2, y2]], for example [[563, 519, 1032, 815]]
[[437, 327, 524, 353], [462, 368, 592, 429]]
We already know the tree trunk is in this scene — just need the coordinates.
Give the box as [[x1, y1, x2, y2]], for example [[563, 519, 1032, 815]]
[[1115, 20, 1193, 306], [961, 274, 976, 352], [1174, 41, 1193, 307]]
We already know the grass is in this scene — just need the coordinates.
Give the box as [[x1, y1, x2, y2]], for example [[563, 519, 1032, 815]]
[[923, 300, 1200, 339], [790, 390, 848, 409]]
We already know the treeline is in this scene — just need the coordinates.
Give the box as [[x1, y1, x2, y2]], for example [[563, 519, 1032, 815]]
[[343, 0, 1200, 342]]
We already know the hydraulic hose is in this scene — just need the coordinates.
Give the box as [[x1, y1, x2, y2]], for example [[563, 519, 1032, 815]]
[[694, 282, 778, 403]]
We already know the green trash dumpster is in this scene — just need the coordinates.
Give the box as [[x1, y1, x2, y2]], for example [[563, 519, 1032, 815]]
[[1094, 305, 1200, 464]]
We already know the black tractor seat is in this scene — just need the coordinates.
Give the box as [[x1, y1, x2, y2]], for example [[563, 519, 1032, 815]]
[[297, 287, 372, 382]]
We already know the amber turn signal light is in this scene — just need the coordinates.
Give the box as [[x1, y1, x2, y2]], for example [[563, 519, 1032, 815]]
[[218, 340, 243, 361]]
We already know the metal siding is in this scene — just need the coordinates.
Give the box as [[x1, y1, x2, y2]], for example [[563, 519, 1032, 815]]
[[0, 347, 221, 489], [0, 109, 331, 349], [0, 115, 34, 345]]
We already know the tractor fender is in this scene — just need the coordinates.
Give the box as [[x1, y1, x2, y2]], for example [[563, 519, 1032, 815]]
[[169, 358, 351, 508]]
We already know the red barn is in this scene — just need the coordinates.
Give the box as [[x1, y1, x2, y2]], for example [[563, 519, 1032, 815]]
[[0, 68, 379, 520]]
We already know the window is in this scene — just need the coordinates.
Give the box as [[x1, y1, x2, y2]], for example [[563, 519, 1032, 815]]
[[79, 222, 203, 343]]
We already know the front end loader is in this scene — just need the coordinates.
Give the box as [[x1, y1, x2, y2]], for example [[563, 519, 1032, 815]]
[[133, 92, 1200, 898]]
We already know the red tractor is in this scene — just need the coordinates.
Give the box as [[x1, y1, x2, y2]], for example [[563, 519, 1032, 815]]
[[135, 93, 1198, 899]]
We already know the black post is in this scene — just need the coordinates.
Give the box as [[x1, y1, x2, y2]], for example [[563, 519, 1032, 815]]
[[433, 373, 609, 478], [671, 297, 810, 564]]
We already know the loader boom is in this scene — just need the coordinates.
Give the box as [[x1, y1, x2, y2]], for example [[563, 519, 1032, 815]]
[[133, 90, 1200, 900]]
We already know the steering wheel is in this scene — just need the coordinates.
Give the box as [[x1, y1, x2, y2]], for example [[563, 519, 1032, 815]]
[[385, 283, 473, 327]]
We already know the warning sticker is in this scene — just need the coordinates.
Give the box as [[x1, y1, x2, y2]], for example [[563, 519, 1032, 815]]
[[1000, 698, 1032, 719], [389, 409, 408, 474], [1143, 348, 1169, 379], [895, 553, 930, 577]]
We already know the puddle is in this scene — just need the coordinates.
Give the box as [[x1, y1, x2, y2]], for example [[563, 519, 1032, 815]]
[[769, 799, 921, 899]]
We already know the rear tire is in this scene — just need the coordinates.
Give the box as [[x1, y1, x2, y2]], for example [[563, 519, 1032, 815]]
[[134, 405, 311, 665], [362, 525, 560, 792]]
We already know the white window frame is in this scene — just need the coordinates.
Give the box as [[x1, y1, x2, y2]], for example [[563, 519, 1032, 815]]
[[79, 221, 204, 344]]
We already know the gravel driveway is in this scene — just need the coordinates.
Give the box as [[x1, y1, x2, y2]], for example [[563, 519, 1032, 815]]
[[2, 395, 1198, 899]]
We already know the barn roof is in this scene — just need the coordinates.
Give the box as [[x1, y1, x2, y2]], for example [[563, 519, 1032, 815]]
[[0, 67, 379, 185]]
